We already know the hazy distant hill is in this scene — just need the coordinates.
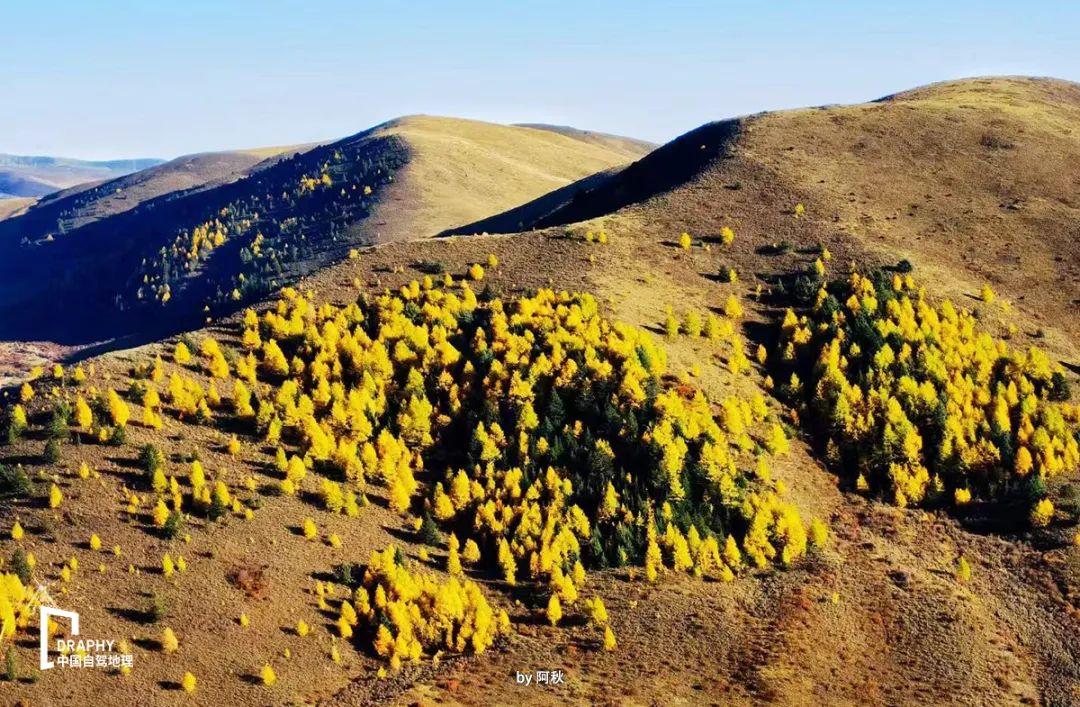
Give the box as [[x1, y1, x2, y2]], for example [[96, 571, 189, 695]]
[[0, 153, 164, 198]]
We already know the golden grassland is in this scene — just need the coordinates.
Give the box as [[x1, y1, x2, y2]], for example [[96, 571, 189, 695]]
[[0, 77, 1079, 705]]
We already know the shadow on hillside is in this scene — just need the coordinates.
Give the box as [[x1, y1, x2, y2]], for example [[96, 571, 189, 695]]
[[442, 168, 620, 237], [442, 119, 742, 237], [532, 118, 742, 228]]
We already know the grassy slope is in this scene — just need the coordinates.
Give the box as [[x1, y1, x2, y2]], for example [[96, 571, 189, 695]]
[[362, 116, 654, 243], [0, 197, 35, 221], [1, 78, 1078, 706], [742, 76, 1080, 355], [493, 76, 1080, 360]]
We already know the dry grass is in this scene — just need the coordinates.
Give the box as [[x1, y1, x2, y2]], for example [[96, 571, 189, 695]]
[[743, 76, 1080, 358], [364, 115, 652, 243], [0, 197, 34, 221]]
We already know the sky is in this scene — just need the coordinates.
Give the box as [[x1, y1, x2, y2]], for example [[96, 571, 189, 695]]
[[2, 1, 1078, 160]]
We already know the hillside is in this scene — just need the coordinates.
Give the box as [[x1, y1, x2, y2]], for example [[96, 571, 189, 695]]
[[513, 123, 656, 157], [0, 78, 1078, 707], [464, 76, 1080, 359], [0, 197, 34, 221], [366, 117, 654, 243], [4, 147, 311, 240], [0, 153, 163, 198], [0, 116, 649, 349]]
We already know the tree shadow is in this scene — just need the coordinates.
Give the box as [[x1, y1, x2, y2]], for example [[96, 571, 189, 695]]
[[106, 606, 156, 625], [106, 455, 142, 471], [381, 524, 416, 544], [137, 638, 163, 652]]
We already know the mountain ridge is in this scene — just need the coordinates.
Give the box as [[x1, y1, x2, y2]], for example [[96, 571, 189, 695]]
[[0, 115, 650, 346]]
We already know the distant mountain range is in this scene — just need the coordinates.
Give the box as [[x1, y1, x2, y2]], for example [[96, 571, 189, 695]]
[[0, 153, 164, 198], [0, 116, 649, 345]]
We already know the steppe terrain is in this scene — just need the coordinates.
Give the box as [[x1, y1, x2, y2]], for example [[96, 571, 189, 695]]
[[0, 77, 1077, 706]]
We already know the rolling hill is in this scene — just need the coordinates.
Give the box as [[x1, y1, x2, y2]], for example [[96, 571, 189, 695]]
[[0, 153, 163, 198], [0, 78, 1078, 707], [0, 116, 650, 347], [456, 76, 1080, 360]]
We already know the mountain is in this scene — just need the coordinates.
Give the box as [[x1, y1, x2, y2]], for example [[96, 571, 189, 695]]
[[260, 76, 1080, 706], [0, 153, 164, 198], [513, 123, 656, 155], [0, 116, 651, 346], [0, 78, 1078, 707], [456, 76, 1080, 359]]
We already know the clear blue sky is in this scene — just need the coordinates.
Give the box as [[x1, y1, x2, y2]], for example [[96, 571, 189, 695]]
[[2, 1, 1077, 160]]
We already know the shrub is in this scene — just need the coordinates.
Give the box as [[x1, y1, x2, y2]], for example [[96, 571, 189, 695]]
[[147, 592, 169, 623], [10, 548, 31, 585], [47, 406, 70, 439], [956, 556, 972, 582], [1049, 371, 1072, 402], [163, 511, 184, 539], [0, 464, 31, 498], [333, 563, 361, 587], [792, 274, 820, 304], [140, 444, 166, 475], [418, 513, 441, 546], [415, 260, 445, 275], [1030, 499, 1054, 528], [107, 424, 127, 446], [43, 439, 61, 464]]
